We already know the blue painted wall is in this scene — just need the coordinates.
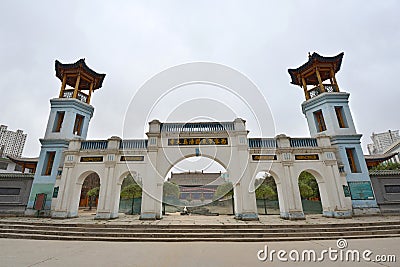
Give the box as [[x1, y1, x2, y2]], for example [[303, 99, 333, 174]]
[[302, 92, 379, 211], [26, 98, 94, 212]]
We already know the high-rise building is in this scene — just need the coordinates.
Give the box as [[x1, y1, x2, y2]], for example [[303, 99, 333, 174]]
[[367, 130, 400, 155], [0, 125, 27, 158]]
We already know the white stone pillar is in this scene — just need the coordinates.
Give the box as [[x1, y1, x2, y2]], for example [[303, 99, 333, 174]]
[[326, 163, 352, 218], [69, 178, 82, 218], [51, 165, 71, 218], [276, 134, 305, 220], [140, 120, 162, 220], [95, 167, 110, 219], [232, 118, 258, 220], [52, 150, 79, 218], [140, 163, 162, 220], [284, 163, 305, 220]]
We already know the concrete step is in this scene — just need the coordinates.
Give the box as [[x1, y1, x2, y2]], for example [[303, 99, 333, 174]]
[[1, 232, 400, 242], [1, 220, 400, 229], [1, 223, 400, 233], [1, 220, 400, 242], [1, 228, 400, 238]]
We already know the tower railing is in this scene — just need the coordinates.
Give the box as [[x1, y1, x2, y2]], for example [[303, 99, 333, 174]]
[[308, 84, 339, 99], [324, 84, 339, 93], [76, 91, 88, 103], [62, 89, 89, 103], [62, 89, 74, 98]]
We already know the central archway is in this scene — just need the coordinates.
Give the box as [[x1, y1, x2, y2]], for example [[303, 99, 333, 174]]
[[163, 156, 233, 216]]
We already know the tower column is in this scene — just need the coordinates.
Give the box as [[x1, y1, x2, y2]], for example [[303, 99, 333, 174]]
[[73, 74, 81, 98], [59, 75, 67, 98], [315, 67, 325, 92], [87, 82, 94, 104], [301, 76, 309, 100], [330, 68, 339, 91]]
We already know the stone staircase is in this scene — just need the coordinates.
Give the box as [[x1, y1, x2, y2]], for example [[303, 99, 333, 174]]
[[1, 220, 400, 242]]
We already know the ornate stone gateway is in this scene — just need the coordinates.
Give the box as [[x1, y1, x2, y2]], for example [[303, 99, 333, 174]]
[[27, 53, 380, 221], [52, 119, 352, 220]]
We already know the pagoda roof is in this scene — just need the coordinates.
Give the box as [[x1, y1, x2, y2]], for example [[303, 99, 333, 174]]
[[364, 152, 398, 169], [7, 155, 38, 171], [288, 52, 344, 86], [55, 59, 106, 90]]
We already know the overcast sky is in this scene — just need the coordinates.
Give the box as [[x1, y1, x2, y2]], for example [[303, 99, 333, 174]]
[[1, 0, 399, 158]]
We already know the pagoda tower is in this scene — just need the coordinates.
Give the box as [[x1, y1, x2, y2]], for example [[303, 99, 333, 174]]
[[25, 59, 105, 216], [288, 52, 380, 215]]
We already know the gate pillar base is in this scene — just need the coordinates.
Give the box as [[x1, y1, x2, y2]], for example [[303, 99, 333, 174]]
[[322, 210, 353, 218], [25, 208, 38, 216], [51, 211, 69, 218], [333, 210, 353, 218], [235, 213, 259, 221], [280, 211, 305, 220], [140, 212, 160, 220], [95, 211, 113, 220]]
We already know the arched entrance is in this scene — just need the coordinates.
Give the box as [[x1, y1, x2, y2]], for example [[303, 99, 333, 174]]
[[68, 170, 103, 218], [255, 172, 280, 215], [79, 172, 100, 209], [119, 173, 142, 215], [298, 171, 323, 214], [163, 156, 232, 215]]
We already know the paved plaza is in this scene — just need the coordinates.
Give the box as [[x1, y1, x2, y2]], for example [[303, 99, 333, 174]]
[[0, 237, 398, 267]]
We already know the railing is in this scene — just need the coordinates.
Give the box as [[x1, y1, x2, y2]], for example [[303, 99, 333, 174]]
[[161, 122, 235, 132], [308, 87, 321, 99], [248, 138, 277, 148], [308, 84, 339, 99], [289, 138, 318, 147], [79, 138, 321, 150], [77, 91, 88, 103], [62, 89, 89, 103], [324, 84, 339, 93], [81, 140, 108, 150], [119, 139, 148, 149], [62, 89, 74, 98]]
